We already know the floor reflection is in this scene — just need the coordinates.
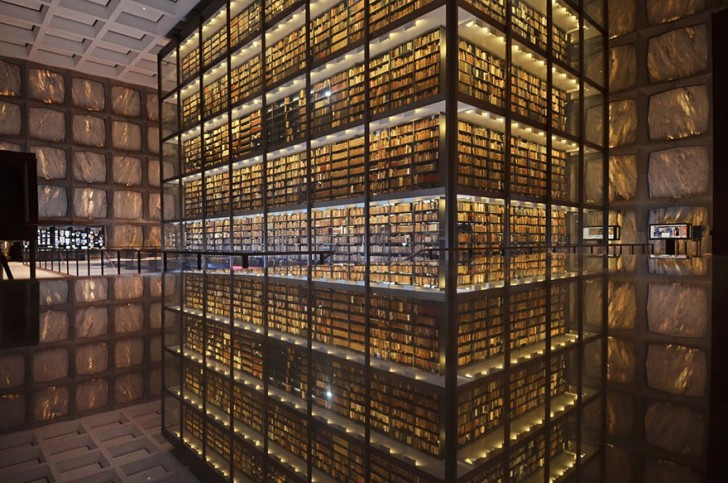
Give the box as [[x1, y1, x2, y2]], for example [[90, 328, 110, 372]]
[[0, 274, 163, 433]]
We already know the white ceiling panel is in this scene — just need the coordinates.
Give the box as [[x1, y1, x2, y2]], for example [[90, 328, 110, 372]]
[[0, 0, 200, 88]]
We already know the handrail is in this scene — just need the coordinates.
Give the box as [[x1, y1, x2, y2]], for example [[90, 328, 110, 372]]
[[406, 243, 655, 260]]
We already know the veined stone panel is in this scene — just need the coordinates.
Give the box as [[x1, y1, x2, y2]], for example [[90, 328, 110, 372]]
[[0, 60, 21, 96], [147, 225, 161, 248], [607, 392, 634, 437], [114, 339, 144, 368], [112, 156, 143, 186], [648, 147, 710, 198], [75, 379, 109, 412], [115, 373, 143, 403], [111, 86, 141, 117], [28, 69, 65, 104], [0, 142, 21, 151], [648, 25, 708, 82], [148, 160, 161, 187], [114, 276, 144, 300], [29, 108, 65, 142], [608, 336, 635, 383], [32, 146, 67, 180], [111, 224, 144, 247], [75, 306, 109, 338], [113, 191, 143, 219], [33, 386, 69, 421], [39, 310, 68, 343], [646, 344, 707, 396], [609, 99, 636, 147], [73, 115, 106, 147], [606, 445, 633, 482], [648, 257, 709, 276], [609, 155, 637, 201], [647, 0, 705, 25], [72, 77, 105, 111], [608, 282, 636, 330], [147, 93, 159, 121], [148, 126, 160, 154], [643, 459, 703, 483], [38, 185, 67, 217], [648, 86, 709, 140], [114, 304, 144, 333], [74, 278, 108, 303], [609, 44, 636, 92], [73, 151, 107, 183], [111, 121, 142, 152], [39, 280, 68, 305], [73, 187, 107, 218], [647, 283, 708, 337], [0, 101, 21, 135], [149, 193, 161, 221], [608, 0, 635, 38], [644, 402, 704, 456], [75, 343, 108, 375], [32, 349, 68, 382], [0, 355, 25, 389]]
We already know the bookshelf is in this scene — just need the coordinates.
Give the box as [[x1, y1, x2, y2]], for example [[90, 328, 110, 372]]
[[160, 0, 606, 480]]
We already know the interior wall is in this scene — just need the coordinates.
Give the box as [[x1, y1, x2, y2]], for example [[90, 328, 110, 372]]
[[606, 1, 723, 481], [0, 56, 161, 248]]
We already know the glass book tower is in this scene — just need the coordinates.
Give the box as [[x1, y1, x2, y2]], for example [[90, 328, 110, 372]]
[[159, 0, 607, 481]]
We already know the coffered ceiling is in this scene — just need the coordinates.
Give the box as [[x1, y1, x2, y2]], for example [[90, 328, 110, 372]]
[[0, 0, 199, 88]]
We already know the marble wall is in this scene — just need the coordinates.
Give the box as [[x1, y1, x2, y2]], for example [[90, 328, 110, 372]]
[[0, 275, 162, 433], [0, 56, 160, 247], [606, 1, 717, 480]]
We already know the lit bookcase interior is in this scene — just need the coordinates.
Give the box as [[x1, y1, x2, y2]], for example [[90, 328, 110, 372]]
[[160, 0, 605, 480]]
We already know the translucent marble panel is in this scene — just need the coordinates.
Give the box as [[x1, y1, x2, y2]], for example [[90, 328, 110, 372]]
[[606, 446, 633, 482], [609, 44, 636, 92], [115, 338, 144, 368], [114, 304, 144, 333], [647, 283, 708, 337], [648, 257, 709, 276], [72, 78, 105, 111], [648, 86, 709, 141], [29, 108, 65, 141], [32, 146, 67, 180], [115, 373, 143, 403], [609, 155, 637, 201], [150, 335, 162, 363], [608, 282, 636, 330], [148, 126, 160, 154], [75, 343, 108, 375], [111, 86, 141, 117], [150, 368, 161, 396], [40, 280, 68, 305], [34, 386, 69, 421], [0, 101, 21, 135], [147, 225, 161, 248], [647, 0, 705, 25], [75, 379, 108, 412], [147, 93, 159, 121], [644, 402, 704, 456], [607, 336, 635, 384], [38, 185, 67, 218], [75, 278, 108, 303], [112, 121, 142, 151], [0, 355, 25, 388], [148, 274, 162, 297], [112, 156, 142, 186], [73, 115, 106, 147], [75, 306, 108, 338], [29, 68, 65, 104], [0, 142, 21, 151], [643, 459, 703, 483], [163, 193, 177, 220], [148, 159, 161, 187], [114, 276, 144, 299], [0, 394, 25, 429], [649, 25, 707, 82], [150, 302, 162, 329], [0, 60, 21, 96], [111, 224, 144, 247], [73, 188, 107, 218], [149, 193, 161, 220], [113, 191, 143, 219], [33, 349, 68, 382], [609, 99, 637, 147], [607, 392, 634, 437], [39, 310, 69, 343], [584, 279, 604, 330], [608, 0, 635, 38], [646, 344, 707, 397], [585, 104, 604, 146], [73, 151, 107, 183], [648, 146, 710, 198]]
